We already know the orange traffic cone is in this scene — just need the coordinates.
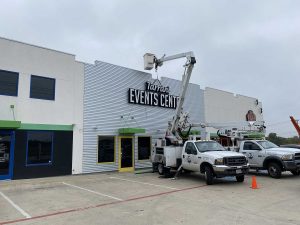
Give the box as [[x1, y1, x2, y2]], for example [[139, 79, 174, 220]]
[[251, 176, 259, 189]]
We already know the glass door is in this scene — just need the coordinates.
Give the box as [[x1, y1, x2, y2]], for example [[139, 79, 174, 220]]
[[0, 131, 14, 180], [119, 137, 134, 172]]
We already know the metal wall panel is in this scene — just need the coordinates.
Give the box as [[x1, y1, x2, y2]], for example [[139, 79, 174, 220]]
[[83, 61, 205, 173]]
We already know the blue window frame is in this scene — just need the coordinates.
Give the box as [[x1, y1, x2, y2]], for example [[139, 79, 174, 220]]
[[0, 69, 19, 97], [26, 131, 54, 166], [30, 75, 55, 100]]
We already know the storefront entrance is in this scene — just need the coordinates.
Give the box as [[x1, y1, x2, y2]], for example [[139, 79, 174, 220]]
[[0, 131, 14, 180], [119, 137, 134, 172]]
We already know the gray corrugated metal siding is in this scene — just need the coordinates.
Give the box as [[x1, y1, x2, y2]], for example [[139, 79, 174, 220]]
[[83, 61, 205, 173]]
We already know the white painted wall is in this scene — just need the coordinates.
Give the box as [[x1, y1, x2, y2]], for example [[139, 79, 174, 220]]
[[204, 87, 264, 135], [0, 37, 84, 174]]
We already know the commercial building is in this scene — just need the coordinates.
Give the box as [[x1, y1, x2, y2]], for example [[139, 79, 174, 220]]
[[83, 61, 204, 173], [0, 37, 84, 180], [0, 37, 264, 179]]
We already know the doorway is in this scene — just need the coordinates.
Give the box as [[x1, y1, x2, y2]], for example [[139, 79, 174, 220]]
[[0, 131, 15, 180], [119, 137, 133, 172]]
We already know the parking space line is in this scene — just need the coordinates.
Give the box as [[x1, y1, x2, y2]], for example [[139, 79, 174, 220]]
[[109, 176, 179, 190], [0, 191, 31, 219], [0, 184, 206, 225], [62, 182, 123, 201]]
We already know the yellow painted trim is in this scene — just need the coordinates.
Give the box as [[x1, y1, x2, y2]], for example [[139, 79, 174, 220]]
[[96, 135, 116, 164], [119, 167, 134, 172], [136, 136, 152, 162], [118, 136, 134, 172]]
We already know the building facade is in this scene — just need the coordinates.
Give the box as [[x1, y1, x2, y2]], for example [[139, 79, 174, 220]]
[[203, 87, 264, 139], [0, 38, 84, 180], [0, 37, 265, 179], [83, 61, 205, 173]]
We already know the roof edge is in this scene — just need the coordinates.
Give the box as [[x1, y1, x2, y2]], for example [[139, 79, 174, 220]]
[[0, 36, 76, 57]]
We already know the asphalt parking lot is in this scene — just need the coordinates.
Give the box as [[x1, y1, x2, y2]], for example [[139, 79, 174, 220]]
[[0, 171, 300, 225]]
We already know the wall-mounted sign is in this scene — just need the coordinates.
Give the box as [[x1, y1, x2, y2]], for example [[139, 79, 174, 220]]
[[128, 81, 179, 109], [246, 110, 256, 121]]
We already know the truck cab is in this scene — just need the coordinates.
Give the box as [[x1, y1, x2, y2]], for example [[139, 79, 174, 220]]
[[238, 140, 300, 178]]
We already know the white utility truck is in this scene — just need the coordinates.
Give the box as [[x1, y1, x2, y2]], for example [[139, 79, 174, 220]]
[[236, 140, 300, 178], [144, 52, 249, 185], [160, 140, 249, 184]]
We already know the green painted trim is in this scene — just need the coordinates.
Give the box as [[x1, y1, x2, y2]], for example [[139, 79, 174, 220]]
[[0, 120, 21, 129], [243, 132, 265, 139], [19, 123, 73, 131], [210, 132, 265, 139], [118, 128, 145, 134]]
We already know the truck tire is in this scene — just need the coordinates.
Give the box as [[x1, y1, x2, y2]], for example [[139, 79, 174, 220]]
[[291, 170, 300, 176], [157, 163, 171, 177], [267, 162, 282, 179], [158, 163, 164, 175], [164, 167, 171, 178], [204, 166, 214, 185], [236, 175, 245, 182]]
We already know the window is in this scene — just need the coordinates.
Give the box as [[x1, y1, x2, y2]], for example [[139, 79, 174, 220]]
[[138, 137, 151, 160], [257, 141, 278, 149], [0, 69, 19, 96], [185, 143, 192, 154], [243, 142, 261, 150], [98, 136, 115, 163], [195, 141, 225, 152], [185, 143, 197, 154], [30, 75, 55, 100], [26, 132, 53, 166]]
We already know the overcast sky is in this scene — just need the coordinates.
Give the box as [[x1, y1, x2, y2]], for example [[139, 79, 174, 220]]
[[1, 0, 299, 137]]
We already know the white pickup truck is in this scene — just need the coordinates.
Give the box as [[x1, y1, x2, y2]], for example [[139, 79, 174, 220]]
[[152, 140, 249, 185], [237, 140, 300, 178]]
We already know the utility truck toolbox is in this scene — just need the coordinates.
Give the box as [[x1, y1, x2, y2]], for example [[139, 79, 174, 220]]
[[164, 146, 182, 167]]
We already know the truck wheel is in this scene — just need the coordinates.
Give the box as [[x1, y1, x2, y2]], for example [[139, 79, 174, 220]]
[[164, 167, 171, 178], [236, 175, 245, 182], [204, 166, 214, 185], [158, 163, 164, 175], [157, 163, 171, 177], [268, 162, 282, 179], [291, 170, 300, 176]]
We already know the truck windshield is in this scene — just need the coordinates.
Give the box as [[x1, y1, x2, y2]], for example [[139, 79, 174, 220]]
[[195, 141, 226, 152], [257, 141, 278, 149]]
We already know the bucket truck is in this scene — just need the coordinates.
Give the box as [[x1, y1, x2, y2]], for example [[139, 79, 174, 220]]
[[144, 52, 249, 185], [206, 120, 300, 178]]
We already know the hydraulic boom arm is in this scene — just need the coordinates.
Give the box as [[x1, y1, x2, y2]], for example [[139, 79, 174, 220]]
[[144, 51, 196, 141]]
